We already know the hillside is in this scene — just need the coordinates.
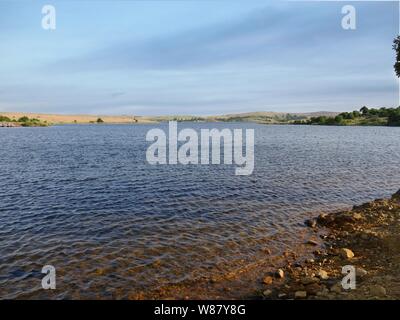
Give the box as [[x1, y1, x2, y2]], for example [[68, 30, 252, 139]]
[[0, 112, 156, 124], [150, 111, 340, 124]]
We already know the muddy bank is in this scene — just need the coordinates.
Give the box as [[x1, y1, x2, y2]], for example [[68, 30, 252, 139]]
[[259, 189, 400, 300]]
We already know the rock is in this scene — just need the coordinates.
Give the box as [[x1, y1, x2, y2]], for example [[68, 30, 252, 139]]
[[278, 293, 287, 298], [369, 285, 386, 297], [340, 248, 354, 259], [391, 189, 400, 199], [306, 258, 315, 264], [306, 239, 319, 246], [294, 291, 307, 299], [305, 219, 317, 228], [276, 269, 284, 279], [356, 267, 368, 278], [318, 213, 328, 220], [263, 289, 272, 297], [263, 248, 272, 255], [301, 276, 319, 285], [360, 233, 369, 240], [313, 250, 323, 256], [318, 269, 329, 280], [352, 213, 362, 220], [306, 283, 321, 295], [330, 283, 342, 294], [316, 287, 330, 297], [262, 276, 273, 285]]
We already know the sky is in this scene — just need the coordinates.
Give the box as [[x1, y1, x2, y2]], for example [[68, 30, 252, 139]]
[[0, 0, 399, 115]]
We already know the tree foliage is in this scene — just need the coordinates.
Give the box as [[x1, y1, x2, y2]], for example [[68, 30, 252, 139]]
[[394, 36, 400, 77]]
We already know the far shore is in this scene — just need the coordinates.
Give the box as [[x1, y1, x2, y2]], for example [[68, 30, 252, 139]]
[[0, 112, 157, 125], [1, 107, 399, 127]]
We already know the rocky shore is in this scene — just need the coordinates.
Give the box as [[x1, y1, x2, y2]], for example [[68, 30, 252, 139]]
[[128, 190, 400, 300], [260, 189, 400, 300]]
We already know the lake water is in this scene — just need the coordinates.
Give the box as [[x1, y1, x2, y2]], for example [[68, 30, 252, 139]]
[[0, 123, 399, 299]]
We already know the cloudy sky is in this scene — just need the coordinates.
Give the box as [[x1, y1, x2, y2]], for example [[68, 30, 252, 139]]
[[0, 0, 398, 115]]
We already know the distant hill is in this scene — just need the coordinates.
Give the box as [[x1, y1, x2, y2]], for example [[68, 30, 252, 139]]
[[206, 111, 340, 123], [217, 111, 339, 118], [1, 111, 340, 125], [150, 111, 341, 124]]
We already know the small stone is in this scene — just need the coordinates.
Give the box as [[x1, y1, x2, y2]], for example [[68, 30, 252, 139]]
[[306, 239, 319, 246], [305, 219, 317, 228], [318, 269, 329, 280], [352, 213, 362, 220], [316, 287, 330, 297], [294, 291, 307, 299], [317, 213, 331, 225], [392, 189, 400, 199], [306, 258, 315, 264], [262, 276, 273, 285], [340, 248, 354, 259], [330, 283, 342, 293], [369, 285, 386, 297], [306, 283, 321, 295], [356, 267, 368, 278], [301, 276, 319, 285], [318, 213, 328, 220], [278, 293, 287, 298], [263, 248, 272, 255], [276, 269, 284, 279], [313, 250, 323, 256], [263, 289, 272, 297], [360, 233, 369, 240]]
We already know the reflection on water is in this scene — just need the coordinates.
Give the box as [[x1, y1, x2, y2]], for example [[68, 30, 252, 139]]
[[0, 123, 399, 298]]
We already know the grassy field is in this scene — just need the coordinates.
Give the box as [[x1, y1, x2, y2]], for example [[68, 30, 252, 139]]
[[0, 112, 157, 124]]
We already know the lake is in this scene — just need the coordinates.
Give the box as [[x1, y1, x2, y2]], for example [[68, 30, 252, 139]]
[[0, 123, 399, 299]]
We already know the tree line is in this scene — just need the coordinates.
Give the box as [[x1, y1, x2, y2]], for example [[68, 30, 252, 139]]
[[293, 107, 400, 126]]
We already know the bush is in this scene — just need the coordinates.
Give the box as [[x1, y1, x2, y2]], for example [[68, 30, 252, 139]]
[[388, 109, 400, 126], [18, 116, 30, 122], [0, 115, 12, 122]]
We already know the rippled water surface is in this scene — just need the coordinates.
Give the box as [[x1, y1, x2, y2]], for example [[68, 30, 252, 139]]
[[1, 123, 399, 298]]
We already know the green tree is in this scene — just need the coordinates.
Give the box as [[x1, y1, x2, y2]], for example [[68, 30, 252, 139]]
[[393, 36, 400, 77], [18, 116, 30, 122], [360, 106, 369, 115], [0, 115, 11, 122]]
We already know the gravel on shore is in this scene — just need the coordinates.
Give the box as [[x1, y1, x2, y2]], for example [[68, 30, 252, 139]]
[[260, 189, 400, 300]]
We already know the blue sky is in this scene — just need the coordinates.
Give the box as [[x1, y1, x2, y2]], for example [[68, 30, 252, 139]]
[[0, 0, 398, 115]]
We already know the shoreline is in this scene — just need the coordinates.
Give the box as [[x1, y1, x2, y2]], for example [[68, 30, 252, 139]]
[[258, 189, 400, 300], [2, 109, 399, 127], [130, 190, 400, 300]]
